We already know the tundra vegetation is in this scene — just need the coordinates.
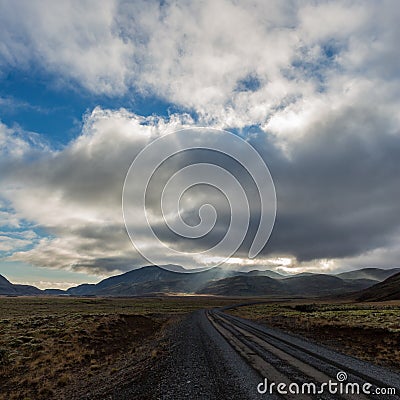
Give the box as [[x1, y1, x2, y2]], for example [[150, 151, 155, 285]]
[[0, 296, 237, 400]]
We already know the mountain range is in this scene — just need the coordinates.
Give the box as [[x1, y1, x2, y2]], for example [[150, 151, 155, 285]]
[[0, 274, 42, 296], [1, 265, 399, 298]]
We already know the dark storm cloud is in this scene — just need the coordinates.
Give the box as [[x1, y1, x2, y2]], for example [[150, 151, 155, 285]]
[[250, 104, 400, 261], [3, 99, 400, 273], [121, 102, 400, 265]]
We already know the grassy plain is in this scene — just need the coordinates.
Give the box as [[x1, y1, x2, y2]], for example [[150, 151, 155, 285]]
[[228, 301, 400, 372], [2, 297, 399, 399], [0, 296, 238, 400]]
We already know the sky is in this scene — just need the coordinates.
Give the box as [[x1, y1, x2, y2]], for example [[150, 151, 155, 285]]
[[1, 0, 400, 289]]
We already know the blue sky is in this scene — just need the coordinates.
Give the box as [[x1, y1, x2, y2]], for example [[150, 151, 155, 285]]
[[1, 0, 400, 289], [1, 69, 180, 146]]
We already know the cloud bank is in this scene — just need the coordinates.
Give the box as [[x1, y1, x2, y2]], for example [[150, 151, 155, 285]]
[[1, 0, 400, 275]]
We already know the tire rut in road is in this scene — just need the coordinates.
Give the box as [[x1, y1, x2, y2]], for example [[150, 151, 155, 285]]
[[209, 310, 399, 400]]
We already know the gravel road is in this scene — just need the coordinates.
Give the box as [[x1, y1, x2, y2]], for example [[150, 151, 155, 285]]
[[158, 310, 268, 400], [115, 309, 400, 400]]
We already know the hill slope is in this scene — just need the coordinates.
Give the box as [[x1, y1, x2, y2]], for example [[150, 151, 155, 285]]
[[246, 270, 285, 279], [0, 274, 16, 295], [282, 274, 375, 296], [357, 272, 400, 301], [198, 275, 287, 296], [336, 268, 400, 282], [67, 265, 244, 296], [198, 274, 375, 297]]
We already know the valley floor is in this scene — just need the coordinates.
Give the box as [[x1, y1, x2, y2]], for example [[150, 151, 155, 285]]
[[1, 297, 399, 399]]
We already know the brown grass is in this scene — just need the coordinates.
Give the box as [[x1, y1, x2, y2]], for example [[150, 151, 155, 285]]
[[0, 296, 239, 400]]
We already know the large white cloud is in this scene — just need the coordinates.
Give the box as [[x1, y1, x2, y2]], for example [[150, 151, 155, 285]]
[[1, 108, 201, 273], [1, 1, 399, 128], [0, 0, 132, 94]]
